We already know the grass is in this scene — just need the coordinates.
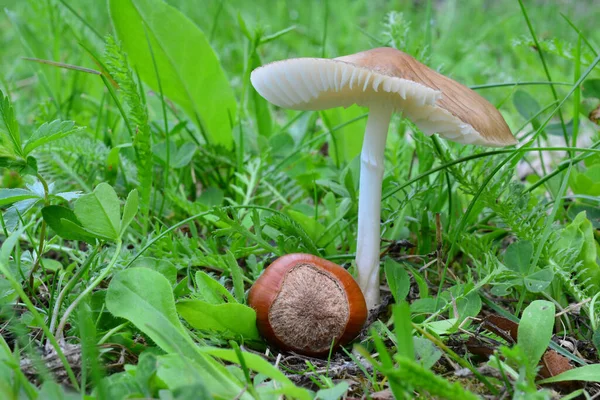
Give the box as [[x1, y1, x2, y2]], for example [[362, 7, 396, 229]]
[[1, 0, 600, 398]]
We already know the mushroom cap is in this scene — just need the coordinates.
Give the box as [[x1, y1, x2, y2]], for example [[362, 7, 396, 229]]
[[251, 47, 517, 147]]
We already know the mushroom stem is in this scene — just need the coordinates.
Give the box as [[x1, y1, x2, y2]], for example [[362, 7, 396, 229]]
[[356, 106, 393, 310]]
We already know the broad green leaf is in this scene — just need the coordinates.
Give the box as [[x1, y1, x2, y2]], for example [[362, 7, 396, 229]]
[[74, 183, 121, 241], [23, 120, 83, 155], [0, 188, 40, 207], [412, 336, 442, 369], [106, 268, 193, 353], [194, 271, 236, 304], [61, 219, 111, 242], [315, 382, 349, 400], [424, 318, 457, 335], [109, 0, 236, 147], [524, 267, 554, 293], [393, 303, 414, 360], [503, 240, 533, 274], [538, 364, 600, 384], [41, 206, 97, 243], [582, 79, 600, 99], [0, 225, 27, 267], [156, 354, 249, 400], [518, 300, 555, 369], [176, 299, 260, 340], [130, 257, 177, 285], [197, 347, 311, 400], [172, 142, 198, 169], [153, 141, 197, 169], [385, 259, 410, 303], [120, 189, 139, 236], [570, 165, 600, 196], [513, 90, 541, 121]]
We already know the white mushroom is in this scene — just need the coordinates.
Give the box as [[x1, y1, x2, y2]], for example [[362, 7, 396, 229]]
[[251, 47, 517, 309]]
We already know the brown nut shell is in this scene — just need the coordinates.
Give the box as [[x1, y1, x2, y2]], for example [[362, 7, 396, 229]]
[[248, 253, 367, 357]]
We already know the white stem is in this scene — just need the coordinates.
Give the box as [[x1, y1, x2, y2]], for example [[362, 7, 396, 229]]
[[356, 106, 393, 310]]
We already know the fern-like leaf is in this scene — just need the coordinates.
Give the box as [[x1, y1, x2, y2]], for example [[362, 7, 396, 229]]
[[104, 35, 152, 228]]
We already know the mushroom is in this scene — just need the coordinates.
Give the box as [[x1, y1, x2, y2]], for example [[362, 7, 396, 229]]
[[251, 47, 517, 309], [248, 253, 367, 356]]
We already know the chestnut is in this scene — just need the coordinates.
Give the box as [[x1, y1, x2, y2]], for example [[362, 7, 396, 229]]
[[248, 253, 367, 357]]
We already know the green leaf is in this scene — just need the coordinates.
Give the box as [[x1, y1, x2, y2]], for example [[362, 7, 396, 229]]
[[225, 250, 245, 304], [518, 300, 555, 370], [0, 89, 23, 158], [199, 347, 311, 400], [194, 271, 236, 304], [524, 267, 554, 293], [582, 79, 600, 99], [0, 188, 40, 207], [41, 206, 97, 243], [0, 225, 27, 267], [153, 141, 197, 169], [557, 211, 600, 294], [538, 364, 600, 384], [176, 300, 260, 340], [315, 382, 349, 400], [321, 105, 367, 165], [249, 51, 272, 138], [130, 257, 177, 285], [156, 354, 250, 400], [513, 90, 541, 121], [23, 120, 84, 155], [74, 183, 121, 241], [393, 303, 414, 360], [109, 0, 237, 147], [385, 259, 410, 302], [120, 189, 139, 236], [503, 240, 533, 274], [106, 268, 194, 354]]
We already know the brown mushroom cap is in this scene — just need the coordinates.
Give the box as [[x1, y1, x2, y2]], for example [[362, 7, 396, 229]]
[[251, 47, 517, 147]]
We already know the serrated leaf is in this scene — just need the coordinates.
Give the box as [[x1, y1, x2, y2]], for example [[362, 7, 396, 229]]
[[23, 120, 84, 155], [0, 89, 22, 157]]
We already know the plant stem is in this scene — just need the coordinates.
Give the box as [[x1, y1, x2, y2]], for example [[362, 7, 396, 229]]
[[49, 247, 99, 336], [56, 240, 122, 341], [28, 173, 50, 292], [356, 106, 393, 310]]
